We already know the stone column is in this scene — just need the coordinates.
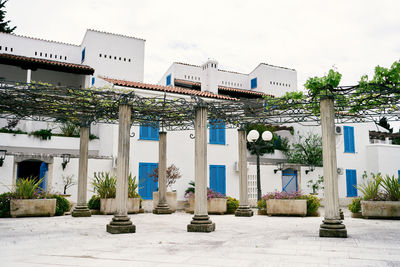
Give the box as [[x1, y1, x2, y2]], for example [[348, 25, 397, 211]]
[[319, 96, 347, 238], [235, 129, 253, 217], [107, 104, 135, 234], [72, 126, 91, 217], [187, 106, 215, 232], [153, 131, 172, 214]]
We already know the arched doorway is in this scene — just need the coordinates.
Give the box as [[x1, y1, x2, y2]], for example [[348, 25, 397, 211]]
[[282, 168, 298, 193], [17, 160, 48, 191]]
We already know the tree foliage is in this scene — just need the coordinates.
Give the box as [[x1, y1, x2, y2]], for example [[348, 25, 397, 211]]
[[378, 117, 393, 133], [284, 132, 323, 166], [0, 0, 16, 33]]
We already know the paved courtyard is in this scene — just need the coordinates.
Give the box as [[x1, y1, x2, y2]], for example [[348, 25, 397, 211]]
[[1, 210, 399, 267]]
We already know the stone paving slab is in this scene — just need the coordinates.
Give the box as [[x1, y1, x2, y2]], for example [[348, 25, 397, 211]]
[[0, 210, 399, 266]]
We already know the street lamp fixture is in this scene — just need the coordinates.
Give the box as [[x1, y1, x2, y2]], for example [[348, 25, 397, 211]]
[[0, 150, 6, 167], [274, 162, 283, 174], [61, 153, 70, 170], [247, 130, 273, 201], [305, 165, 315, 174]]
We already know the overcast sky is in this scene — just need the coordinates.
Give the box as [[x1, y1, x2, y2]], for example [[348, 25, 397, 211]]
[[5, 0, 400, 89]]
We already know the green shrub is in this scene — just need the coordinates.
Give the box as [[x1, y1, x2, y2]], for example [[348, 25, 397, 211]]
[[59, 122, 79, 137], [15, 177, 43, 199], [0, 192, 14, 217], [381, 175, 400, 201], [301, 195, 321, 215], [30, 129, 52, 140], [91, 172, 116, 198], [348, 198, 361, 213], [48, 194, 70, 216], [88, 195, 100, 210], [226, 197, 239, 214], [257, 198, 266, 210]]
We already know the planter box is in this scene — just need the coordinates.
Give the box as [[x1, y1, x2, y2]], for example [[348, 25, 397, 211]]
[[10, 199, 56, 218], [100, 198, 139, 215], [153, 191, 177, 212], [361, 201, 400, 219], [188, 197, 227, 214], [266, 199, 307, 216], [351, 212, 363, 218]]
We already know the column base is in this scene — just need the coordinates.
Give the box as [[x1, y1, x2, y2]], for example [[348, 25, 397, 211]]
[[187, 215, 215, 232], [235, 206, 254, 217], [153, 203, 172, 214], [71, 205, 91, 217], [319, 219, 347, 238], [339, 209, 344, 220], [106, 215, 135, 234]]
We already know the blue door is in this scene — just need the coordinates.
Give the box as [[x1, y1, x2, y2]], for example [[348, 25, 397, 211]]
[[39, 162, 48, 191], [346, 169, 357, 197], [209, 165, 226, 195], [282, 169, 297, 193], [139, 162, 158, 200]]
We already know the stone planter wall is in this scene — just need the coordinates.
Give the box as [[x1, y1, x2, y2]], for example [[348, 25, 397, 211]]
[[361, 201, 400, 219], [10, 199, 56, 218], [100, 198, 139, 215], [152, 191, 177, 212], [266, 199, 307, 216], [187, 197, 227, 214]]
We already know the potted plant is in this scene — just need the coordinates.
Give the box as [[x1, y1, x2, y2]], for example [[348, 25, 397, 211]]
[[358, 173, 400, 219], [348, 197, 362, 218], [266, 191, 307, 216], [307, 175, 324, 195], [185, 182, 227, 214], [10, 177, 56, 217], [91, 172, 140, 215], [151, 164, 181, 212], [61, 174, 76, 197]]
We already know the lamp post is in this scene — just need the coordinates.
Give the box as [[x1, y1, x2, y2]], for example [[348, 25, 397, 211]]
[[247, 129, 273, 200]]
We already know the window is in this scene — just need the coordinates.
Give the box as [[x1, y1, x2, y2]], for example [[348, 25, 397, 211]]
[[251, 78, 257, 89], [166, 74, 171, 86], [209, 165, 226, 195], [128, 58, 131, 62], [55, 55, 57, 59], [5, 47, 7, 51], [91, 77, 95, 85], [209, 119, 225, 145], [140, 123, 159, 141], [10, 48, 13, 52], [40, 52, 42, 56], [109, 55, 112, 59], [99, 53, 102, 57], [344, 126, 355, 153], [50, 54, 52, 58], [139, 162, 158, 200], [65, 56, 67, 60], [346, 169, 357, 197], [35, 51, 37, 56], [114, 56, 116, 59]]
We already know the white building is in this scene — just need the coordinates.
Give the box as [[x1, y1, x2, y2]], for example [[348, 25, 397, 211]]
[[1, 29, 399, 211]]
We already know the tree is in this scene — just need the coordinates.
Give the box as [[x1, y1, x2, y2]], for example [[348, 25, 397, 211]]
[[284, 132, 323, 166], [0, 0, 16, 33], [149, 164, 182, 189], [378, 117, 393, 133], [62, 175, 76, 195]]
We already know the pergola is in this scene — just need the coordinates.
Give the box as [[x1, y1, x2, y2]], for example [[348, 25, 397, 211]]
[[1, 80, 399, 237]]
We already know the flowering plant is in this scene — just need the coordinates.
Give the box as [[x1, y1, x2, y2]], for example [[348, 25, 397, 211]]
[[262, 191, 303, 200], [184, 187, 226, 200]]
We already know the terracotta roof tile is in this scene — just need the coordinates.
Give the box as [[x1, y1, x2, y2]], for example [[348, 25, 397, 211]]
[[100, 77, 237, 101], [0, 53, 94, 75], [174, 78, 201, 87]]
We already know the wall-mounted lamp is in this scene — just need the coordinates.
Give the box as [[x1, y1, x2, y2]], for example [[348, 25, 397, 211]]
[[61, 153, 70, 170], [0, 150, 7, 167], [305, 165, 315, 174], [274, 162, 283, 174]]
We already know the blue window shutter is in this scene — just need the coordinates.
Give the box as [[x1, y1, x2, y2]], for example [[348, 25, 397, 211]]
[[209, 165, 217, 192], [166, 74, 171, 86], [209, 121, 217, 144], [344, 126, 355, 153], [139, 163, 146, 199], [39, 162, 48, 191], [91, 77, 95, 85], [139, 162, 158, 200], [398, 170, 400, 183], [81, 48, 86, 63], [218, 122, 225, 145], [219, 166, 226, 195], [346, 169, 357, 197], [251, 78, 257, 89], [150, 124, 159, 140], [140, 125, 148, 139]]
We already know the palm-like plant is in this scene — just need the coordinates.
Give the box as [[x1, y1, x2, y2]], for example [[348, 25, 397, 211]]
[[91, 172, 116, 198], [15, 177, 43, 199], [381, 175, 400, 201], [128, 174, 139, 198], [356, 173, 382, 200]]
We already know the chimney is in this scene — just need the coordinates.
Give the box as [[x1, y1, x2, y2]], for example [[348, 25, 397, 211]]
[[201, 59, 218, 95]]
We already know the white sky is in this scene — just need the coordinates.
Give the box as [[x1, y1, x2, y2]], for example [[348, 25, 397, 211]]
[[4, 0, 400, 89]]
